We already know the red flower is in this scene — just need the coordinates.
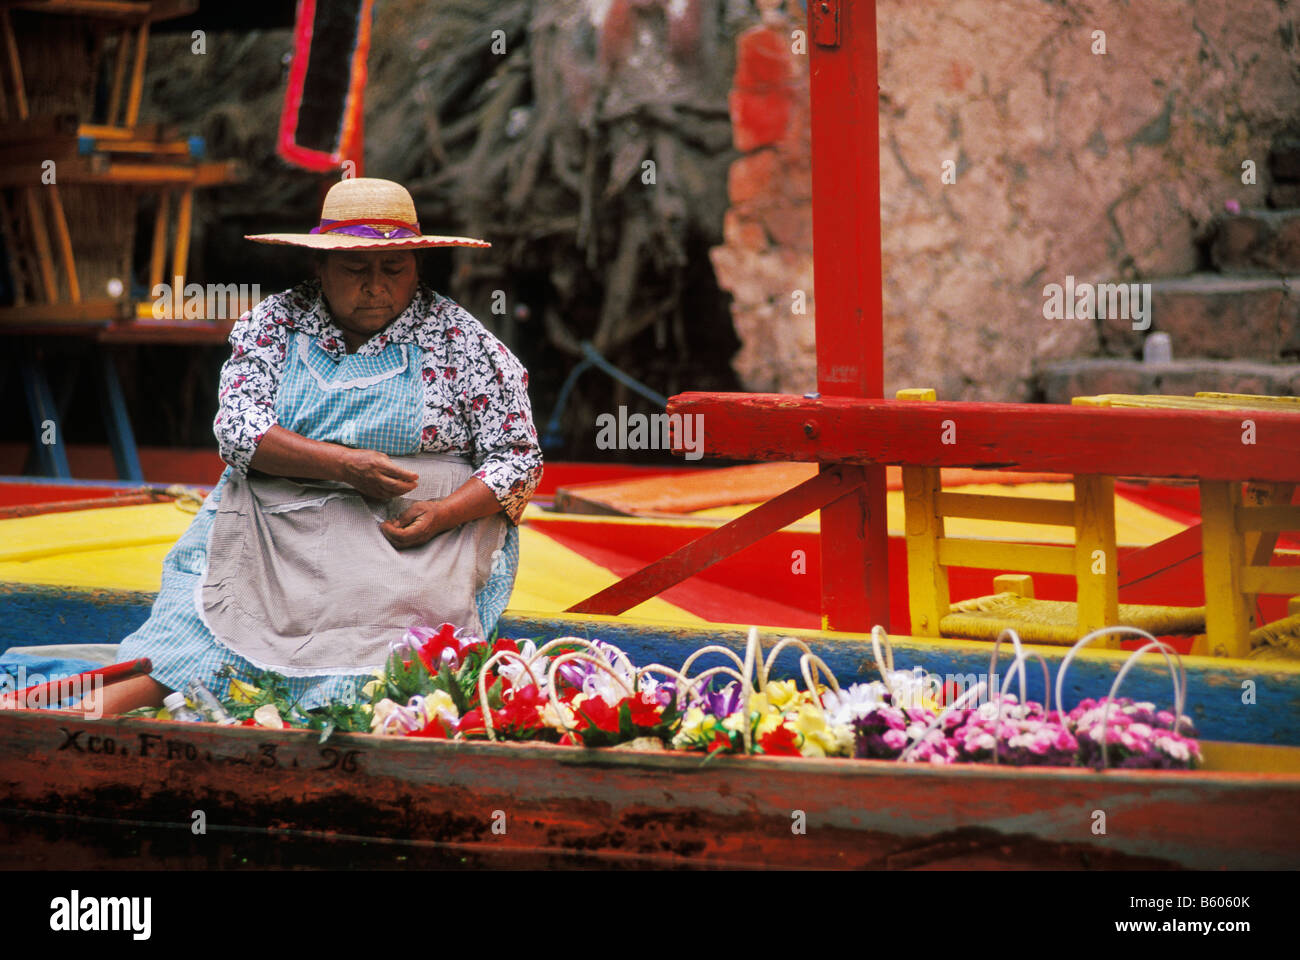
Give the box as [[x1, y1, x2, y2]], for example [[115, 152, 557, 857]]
[[628, 695, 662, 729], [457, 684, 545, 738], [457, 708, 485, 736], [406, 719, 451, 739], [491, 637, 520, 656], [499, 686, 544, 732], [707, 729, 733, 755], [576, 696, 620, 733], [414, 623, 482, 676], [759, 725, 801, 757]]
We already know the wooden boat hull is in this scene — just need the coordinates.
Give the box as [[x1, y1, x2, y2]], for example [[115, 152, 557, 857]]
[[2, 709, 1297, 869]]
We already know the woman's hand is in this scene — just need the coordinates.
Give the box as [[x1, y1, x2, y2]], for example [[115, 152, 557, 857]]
[[378, 478, 504, 550], [379, 499, 449, 549], [248, 426, 418, 499], [336, 448, 420, 499]]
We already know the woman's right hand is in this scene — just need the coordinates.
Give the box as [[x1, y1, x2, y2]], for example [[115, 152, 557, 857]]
[[335, 448, 419, 499]]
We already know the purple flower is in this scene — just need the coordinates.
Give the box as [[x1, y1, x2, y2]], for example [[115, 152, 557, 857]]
[[700, 681, 743, 718], [652, 679, 678, 708], [556, 661, 589, 689], [851, 703, 940, 760]]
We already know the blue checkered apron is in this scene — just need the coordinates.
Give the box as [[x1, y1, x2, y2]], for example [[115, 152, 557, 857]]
[[117, 331, 520, 709]]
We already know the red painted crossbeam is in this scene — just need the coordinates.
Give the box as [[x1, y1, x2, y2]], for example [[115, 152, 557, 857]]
[[567, 465, 863, 616], [1117, 525, 1203, 590], [666, 392, 1300, 484]]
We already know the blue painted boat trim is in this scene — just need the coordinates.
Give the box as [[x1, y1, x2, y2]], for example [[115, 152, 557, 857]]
[[1, 583, 1297, 746]]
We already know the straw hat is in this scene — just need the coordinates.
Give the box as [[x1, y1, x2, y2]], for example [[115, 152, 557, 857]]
[[245, 177, 489, 250]]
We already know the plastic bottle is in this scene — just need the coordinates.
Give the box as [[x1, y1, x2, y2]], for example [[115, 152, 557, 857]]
[[163, 691, 205, 723], [186, 679, 238, 725]]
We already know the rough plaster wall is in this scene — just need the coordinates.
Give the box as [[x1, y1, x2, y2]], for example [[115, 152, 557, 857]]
[[716, 0, 1300, 399]]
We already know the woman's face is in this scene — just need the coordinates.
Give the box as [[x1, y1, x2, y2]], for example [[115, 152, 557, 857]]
[[317, 250, 419, 348]]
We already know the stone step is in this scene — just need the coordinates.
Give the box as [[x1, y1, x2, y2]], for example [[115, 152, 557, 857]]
[[1097, 274, 1300, 360], [1210, 209, 1300, 273], [1035, 358, 1300, 405]]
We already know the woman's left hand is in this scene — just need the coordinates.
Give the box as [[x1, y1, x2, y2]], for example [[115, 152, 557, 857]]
[[379, 500, 451, 549]]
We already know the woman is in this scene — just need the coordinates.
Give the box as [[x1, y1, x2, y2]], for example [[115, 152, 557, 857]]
[[99, 178, 542, 715]]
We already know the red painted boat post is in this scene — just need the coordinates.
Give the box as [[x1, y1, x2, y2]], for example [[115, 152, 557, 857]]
[[8, 658, 153, 709], [808, 1, 890, 631]]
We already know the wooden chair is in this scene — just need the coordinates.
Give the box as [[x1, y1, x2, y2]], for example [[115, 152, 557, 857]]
[[1074, 392, 1300, 659], [898, 388, 1205, 649]]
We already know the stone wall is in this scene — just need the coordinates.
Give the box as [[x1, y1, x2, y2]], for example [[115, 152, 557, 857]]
[[711, 0, 1300, 400]]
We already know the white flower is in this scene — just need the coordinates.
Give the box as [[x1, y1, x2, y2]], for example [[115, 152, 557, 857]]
[[886, 669, 928, 710], [1157, 735, 1191, 762], [499, 640, 549, 692], [583, 670, 628, 707], [820, 682, 887, 725], [370, 698, 401, 733]]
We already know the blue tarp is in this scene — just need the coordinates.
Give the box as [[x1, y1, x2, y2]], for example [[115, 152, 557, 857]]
[[0, 653, 104, 707]]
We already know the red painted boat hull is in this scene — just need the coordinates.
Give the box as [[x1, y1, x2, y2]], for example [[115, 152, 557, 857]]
[[2, 711, 1296, 869]]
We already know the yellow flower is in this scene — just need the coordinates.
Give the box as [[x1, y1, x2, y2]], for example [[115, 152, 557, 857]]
[[678, 706, 707, 739], [542, 697, 577, 732], [793, 704, 845, 758], [360, 679, 381, 699], [765, 680, 800, 710], [227, 678, 261, 704], [754, 711, 784, 738], [420, 690, 458, 726]]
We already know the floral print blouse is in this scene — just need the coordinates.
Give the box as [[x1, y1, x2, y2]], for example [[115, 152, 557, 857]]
[[214, 279, 542, 525]]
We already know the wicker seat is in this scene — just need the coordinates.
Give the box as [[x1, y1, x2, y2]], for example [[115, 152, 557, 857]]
[[941, 592, 1206, 646], [1249, 612, 1300, 660]]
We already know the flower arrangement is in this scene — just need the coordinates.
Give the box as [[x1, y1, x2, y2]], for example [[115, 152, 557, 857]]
[[1067, 697, 1201, 770], [141, 622, 1199, 772]]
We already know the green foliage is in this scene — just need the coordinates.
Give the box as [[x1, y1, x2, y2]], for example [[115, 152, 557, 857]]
[[214, 666, 372, 742], [379, 650, 436, 704]]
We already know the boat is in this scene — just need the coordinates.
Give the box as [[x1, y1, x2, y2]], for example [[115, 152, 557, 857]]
[[2, 611, 1298, 869], [4, 0, 1298, 874]]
